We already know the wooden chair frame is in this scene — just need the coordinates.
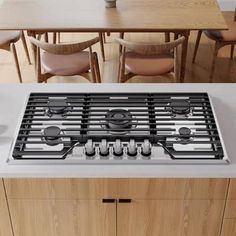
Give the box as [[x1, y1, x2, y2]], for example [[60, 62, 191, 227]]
[[116, 36, 185, 83], [0, 31, 31, 83], [192, 7, 236, 81], [53, 32, 105, 61], [28, 31, 105, 71], [30, 36, 101, 83]]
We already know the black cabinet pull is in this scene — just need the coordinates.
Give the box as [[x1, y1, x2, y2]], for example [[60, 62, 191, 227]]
[[102, 199, 116, 203], [118, 199, 132, 203]]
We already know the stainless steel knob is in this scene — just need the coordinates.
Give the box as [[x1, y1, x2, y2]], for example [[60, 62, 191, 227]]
[[113, 139, 123, 156], [85, 139, 95, 156], [127, 139, 137, 157], [141, 139, 152, 157], [99, 139, 109, 156]]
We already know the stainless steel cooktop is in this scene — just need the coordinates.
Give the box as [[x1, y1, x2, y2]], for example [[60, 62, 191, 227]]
[[8, 92, 229, 165]]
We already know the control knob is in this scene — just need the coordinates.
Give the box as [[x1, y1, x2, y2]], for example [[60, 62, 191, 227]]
[[141, 139, 152, 158], [127, 139, 137, 158], [99, 139, 109, 157], [113, 139, 123, 157], [85, 139, 95, 157]]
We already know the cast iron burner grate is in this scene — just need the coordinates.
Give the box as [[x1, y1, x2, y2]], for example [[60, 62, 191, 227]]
[[12, 92, 224, 161]]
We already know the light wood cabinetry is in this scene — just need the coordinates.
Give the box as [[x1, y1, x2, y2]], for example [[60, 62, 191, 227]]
[[3, 178, 230, 236], [221, 219, 236, 236], [227, 179, 236, 199], [117, 200, 224, 236], [116, 178, 228, 200], [5, 178, 228, 200], [4, 178, 117, 199], [221, 179, 236, 236], [221, 179, 236, 220], [224, 200, 236, 219], [223, 179, 236, 219], [0, 179, 13, 236], [116, 178, 227, 236], [9, 199, 116, 236]]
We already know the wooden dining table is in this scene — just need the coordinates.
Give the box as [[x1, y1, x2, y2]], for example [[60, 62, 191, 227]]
[[0, 0, 227, 82]]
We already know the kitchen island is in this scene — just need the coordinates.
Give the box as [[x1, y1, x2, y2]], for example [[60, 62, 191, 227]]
[[0, 83, 236, 178], [0, 83, 236, 236]]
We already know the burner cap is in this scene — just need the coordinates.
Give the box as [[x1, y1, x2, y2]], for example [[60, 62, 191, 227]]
[[106, 109, 132, 131], [170, 99, 190, 115], [43, 126, 61, 145], [48, 99, 68, 115], [179, 127, 191, 139]]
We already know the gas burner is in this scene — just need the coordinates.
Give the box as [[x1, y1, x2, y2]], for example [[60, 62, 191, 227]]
[[42, 126, 62, 146], [46, 99, 71, 117], [105, 109, 133, 133], [169, 99, 191, 116], [177, 127, 192, 144], [179, 127, 191, 139]]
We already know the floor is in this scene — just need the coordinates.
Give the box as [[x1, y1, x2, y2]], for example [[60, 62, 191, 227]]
[[0, 12, 235, 84]]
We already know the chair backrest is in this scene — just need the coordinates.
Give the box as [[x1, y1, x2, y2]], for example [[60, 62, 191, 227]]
[[115, 36, 185, 55], [29, 36, 99, 55]]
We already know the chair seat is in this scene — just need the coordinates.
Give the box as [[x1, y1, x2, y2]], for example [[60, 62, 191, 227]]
[[0, 31, 21, 45], [41, 51, 90, 76], [125, 52, 174, 76], [204, 22, 236, 42]]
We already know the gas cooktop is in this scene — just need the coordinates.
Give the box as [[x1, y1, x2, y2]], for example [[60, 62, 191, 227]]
[[8, 92, 229, 164]]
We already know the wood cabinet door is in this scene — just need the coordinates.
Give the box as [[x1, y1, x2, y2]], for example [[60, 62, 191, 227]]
[[221, 219, 236, 236], [117, 200, 224, 236], [9, 199, 116, 236], [0, 179, 13, 236]]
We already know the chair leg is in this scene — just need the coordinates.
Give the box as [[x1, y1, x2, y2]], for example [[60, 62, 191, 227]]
[[209, 42, 219, 82], [192, 30, 202, 63], [99, 32, 105, 61], [21, 31, 31, 65], [118, 66, 123, 83], [230, 44, 234, 60], [118, 60, 125, 83], [28, 31, 37, 65], [93, 52, 101, 83], [11, 44, 22, 83]]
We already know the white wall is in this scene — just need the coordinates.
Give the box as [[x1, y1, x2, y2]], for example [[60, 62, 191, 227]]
[[218, 0, 235, 10]]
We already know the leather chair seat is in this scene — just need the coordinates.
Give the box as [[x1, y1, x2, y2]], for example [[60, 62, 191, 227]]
[[204, 22, 236, 42], [125, 52, 174, 76], [0, 31, 21, 45], [41, 51, 90, 76]]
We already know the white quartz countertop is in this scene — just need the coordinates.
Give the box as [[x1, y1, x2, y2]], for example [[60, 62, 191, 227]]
[[0, 83, 236, 178]]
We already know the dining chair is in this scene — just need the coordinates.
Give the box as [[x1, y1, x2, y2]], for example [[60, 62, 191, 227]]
[[30, 37, 101, 83], [115, 36, 185, 83], [0, 30, 31, 83], [192, 7, 236, 81], [53, 32, 105, 61]]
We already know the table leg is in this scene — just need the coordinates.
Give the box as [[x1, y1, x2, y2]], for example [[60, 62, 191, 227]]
[[180, 30, 190, 83]]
